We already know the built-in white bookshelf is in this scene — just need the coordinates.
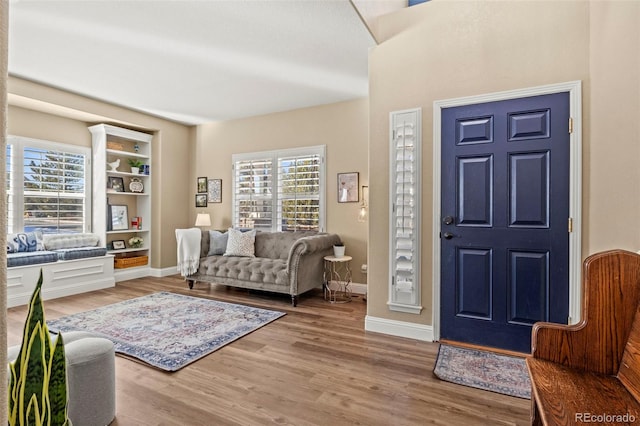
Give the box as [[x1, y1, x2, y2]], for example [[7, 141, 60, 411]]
[[89, 124, 153, 281]]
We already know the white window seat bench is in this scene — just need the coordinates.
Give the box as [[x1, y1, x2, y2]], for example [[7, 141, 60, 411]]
[[7, 254, 115, 308]]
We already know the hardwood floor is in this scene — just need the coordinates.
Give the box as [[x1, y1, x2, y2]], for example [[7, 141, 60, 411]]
[[7, 276, 530, 425]]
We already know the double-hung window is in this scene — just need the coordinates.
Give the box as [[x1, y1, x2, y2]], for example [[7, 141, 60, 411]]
[[232, 146, 326, 232], [6, 136, 91, 234]]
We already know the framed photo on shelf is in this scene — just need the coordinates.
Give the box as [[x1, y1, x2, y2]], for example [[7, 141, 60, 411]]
[[109, 204, 129, 231], [195, 194, 208, 207], [108, 176, 125, 192], [111, 240, 126, 250], [208, 178, 222, 203], [197, 176, 208, 193], [337, 172, 359, 203]]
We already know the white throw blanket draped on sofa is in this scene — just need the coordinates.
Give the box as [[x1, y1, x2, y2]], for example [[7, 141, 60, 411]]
[[175, 228, 202, 277]]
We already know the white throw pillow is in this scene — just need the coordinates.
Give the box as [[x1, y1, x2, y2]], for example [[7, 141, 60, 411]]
[[223, 228, 256, 257]]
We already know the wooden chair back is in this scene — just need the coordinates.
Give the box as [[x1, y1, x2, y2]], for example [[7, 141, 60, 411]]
[[531, 249, 640, 375]]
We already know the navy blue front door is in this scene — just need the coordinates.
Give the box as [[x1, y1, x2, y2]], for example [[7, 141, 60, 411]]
[[440, 93, 570, 353]]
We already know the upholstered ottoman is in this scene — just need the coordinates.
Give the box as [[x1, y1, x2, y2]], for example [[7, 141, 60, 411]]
[[8, 331, 116, 426]]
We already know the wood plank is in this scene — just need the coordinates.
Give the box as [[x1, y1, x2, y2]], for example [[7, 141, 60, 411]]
[[7, 275, 530, 425]]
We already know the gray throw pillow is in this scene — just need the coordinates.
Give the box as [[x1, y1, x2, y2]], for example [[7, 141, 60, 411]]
[[207, 230, 229, 256]]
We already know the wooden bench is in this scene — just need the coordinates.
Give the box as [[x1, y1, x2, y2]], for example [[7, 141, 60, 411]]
[[526, 249, 640, 425]]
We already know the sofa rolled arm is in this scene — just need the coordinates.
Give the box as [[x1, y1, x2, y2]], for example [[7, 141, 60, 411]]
[[286, 233, 341, 277], [287, 233, 341, 262]]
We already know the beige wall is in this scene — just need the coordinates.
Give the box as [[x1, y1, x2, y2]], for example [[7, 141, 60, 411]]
[[368, 0, 640, 325], [193, 98, 369, 284], [7, 77, 193, 270], [587, 1, 640, 252]]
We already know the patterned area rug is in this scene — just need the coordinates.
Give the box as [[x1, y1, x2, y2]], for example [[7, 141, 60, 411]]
[[47, 292, 285, 372], [433, 344, 531, 399]]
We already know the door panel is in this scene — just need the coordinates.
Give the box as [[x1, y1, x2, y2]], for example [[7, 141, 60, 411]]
[[457, 248, 492, 319], [508, 250, 549, 325], [509, 152, 548, 227], [458, 156, 493, 226], [440, 92, 570, 353]]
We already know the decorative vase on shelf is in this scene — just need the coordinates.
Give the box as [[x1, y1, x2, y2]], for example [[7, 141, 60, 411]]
[[333, 244, 345, 258], [130, 167, 140, 175]]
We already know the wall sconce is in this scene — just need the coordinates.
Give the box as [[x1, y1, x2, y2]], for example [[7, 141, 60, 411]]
[[358, 186, 368, 222], [195, 213, 211, 228]]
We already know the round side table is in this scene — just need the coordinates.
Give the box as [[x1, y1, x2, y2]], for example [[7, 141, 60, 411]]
[[323, 255, 353, 303]]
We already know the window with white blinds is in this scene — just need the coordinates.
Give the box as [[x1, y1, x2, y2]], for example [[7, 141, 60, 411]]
[[232, 146, 325, 232], [6, 136, 91, 234]]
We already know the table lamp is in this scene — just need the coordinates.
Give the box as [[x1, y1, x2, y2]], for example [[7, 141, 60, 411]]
[[195, 213, 211, 228]]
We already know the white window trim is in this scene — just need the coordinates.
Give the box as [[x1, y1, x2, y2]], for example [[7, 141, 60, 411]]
[[7, 135, 92, 233], [232, 145, 326, 232]]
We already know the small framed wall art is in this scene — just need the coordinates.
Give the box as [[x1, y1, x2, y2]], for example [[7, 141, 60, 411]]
[[195, 193, 208, 207], [197, 176, 208, 193], [111, 240, 126, 250], [337, 172, 359, 203], [208, 179, 222, 203]]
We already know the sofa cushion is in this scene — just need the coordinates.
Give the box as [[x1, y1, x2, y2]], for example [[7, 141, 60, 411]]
[[224, 228, 256, 257], [7, 231, 44, 253], [54, 247, 108, 261], [43, 233, 100, 250], [207, 230, 229, 256], [7, 251, 58, 267], [198, 255, 288, 286]]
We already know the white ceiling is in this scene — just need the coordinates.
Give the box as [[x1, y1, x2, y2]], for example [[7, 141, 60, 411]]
[[8, 0, 378, 125]]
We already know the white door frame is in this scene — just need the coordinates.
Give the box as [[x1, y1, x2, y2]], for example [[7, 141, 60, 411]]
[[431, 81, 583, 342]]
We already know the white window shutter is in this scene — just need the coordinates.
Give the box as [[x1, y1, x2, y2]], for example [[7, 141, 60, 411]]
[[388, 108, 423, 314]]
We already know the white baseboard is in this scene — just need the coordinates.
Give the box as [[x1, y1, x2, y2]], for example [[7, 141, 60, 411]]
[[350, 282, 367, 295], [114, 267, 150, 282], [365, 315, 434, 342], [151, 266, 179, 278]]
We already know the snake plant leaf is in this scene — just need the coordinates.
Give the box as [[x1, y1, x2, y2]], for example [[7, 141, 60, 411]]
[[7, 269, 70, 426], [22, 322, 46, 425], [48, 335, 68, 425]]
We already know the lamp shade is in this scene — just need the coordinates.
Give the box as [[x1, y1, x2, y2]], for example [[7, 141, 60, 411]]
[[195, 213, 211, 227]]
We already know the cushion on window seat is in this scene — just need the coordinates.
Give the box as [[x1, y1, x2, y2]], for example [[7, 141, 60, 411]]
[[43, 233, 100, 250], [7, 231, 44, 253], [54, 247, 108, 261], [7, 251, 59, 267]]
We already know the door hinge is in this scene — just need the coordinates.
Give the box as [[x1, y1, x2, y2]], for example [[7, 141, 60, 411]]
[[569, 117, 573, 134], [568, 217, 573, 233]]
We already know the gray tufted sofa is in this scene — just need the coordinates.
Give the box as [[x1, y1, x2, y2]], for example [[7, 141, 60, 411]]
[[187, 230, 341, 306]]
